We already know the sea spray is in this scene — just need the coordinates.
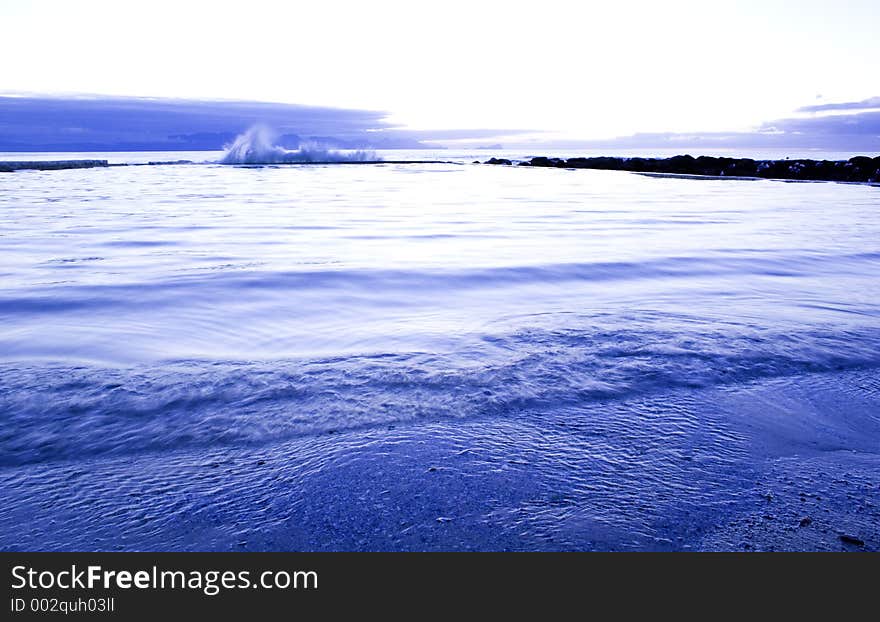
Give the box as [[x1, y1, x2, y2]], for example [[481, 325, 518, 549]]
[[220, 125, 378, 164]]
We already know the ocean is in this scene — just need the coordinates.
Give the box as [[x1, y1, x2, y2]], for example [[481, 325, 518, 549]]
[[1, 150, 878, 551]]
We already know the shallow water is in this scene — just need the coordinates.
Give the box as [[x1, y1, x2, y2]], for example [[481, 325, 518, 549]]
[[1, 156, 879, 550]]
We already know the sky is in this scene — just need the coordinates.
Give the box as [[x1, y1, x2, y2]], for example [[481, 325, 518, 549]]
[[1, 0, 878, 144]]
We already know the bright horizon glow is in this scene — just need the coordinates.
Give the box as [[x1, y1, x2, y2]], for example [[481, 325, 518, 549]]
[[1, 0, 878, 139]]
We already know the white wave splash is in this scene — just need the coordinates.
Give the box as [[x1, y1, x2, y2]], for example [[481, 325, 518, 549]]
[[220, 125, 378, 164]]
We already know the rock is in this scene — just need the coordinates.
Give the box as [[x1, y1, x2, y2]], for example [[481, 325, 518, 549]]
[[799, 517, 813, 527], [838, 534, 865, 546], [480, 154, 880, 182], [0, 159, 109, 172], [526, 156, 564, 168], [849, 156, 874, 169], [667, 154, 697, 173], [725, 158, 758, 177], [515, 156, 568, 168]]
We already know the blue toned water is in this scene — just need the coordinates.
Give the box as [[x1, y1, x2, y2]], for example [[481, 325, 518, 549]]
[[1, 154, 879, 551]]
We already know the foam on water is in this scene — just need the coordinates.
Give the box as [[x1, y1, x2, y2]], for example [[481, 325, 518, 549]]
[[3, 319, 880, 467], [220, 125, 377, 164]]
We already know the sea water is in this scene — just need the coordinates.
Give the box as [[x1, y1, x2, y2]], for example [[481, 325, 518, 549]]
[[1, 153, 878, 550]]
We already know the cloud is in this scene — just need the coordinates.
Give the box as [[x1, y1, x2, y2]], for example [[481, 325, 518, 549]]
[[0, 95, 540, 151], [3, 94, 878, 154], [759, 109, 880, 137], [0, 95, 425, 151], [516, 99, 880, 153], [796, 96, 880, 113]]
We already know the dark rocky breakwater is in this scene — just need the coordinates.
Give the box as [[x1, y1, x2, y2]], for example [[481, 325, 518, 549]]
[[484, 155, 880, 183], [0, 160, 109, 172]]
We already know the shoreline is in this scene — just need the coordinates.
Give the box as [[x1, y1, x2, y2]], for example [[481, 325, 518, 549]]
[[2, 368, 876, 551]]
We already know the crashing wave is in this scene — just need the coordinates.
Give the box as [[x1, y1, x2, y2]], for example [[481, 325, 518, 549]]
[[220, 125, 378, 164]]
